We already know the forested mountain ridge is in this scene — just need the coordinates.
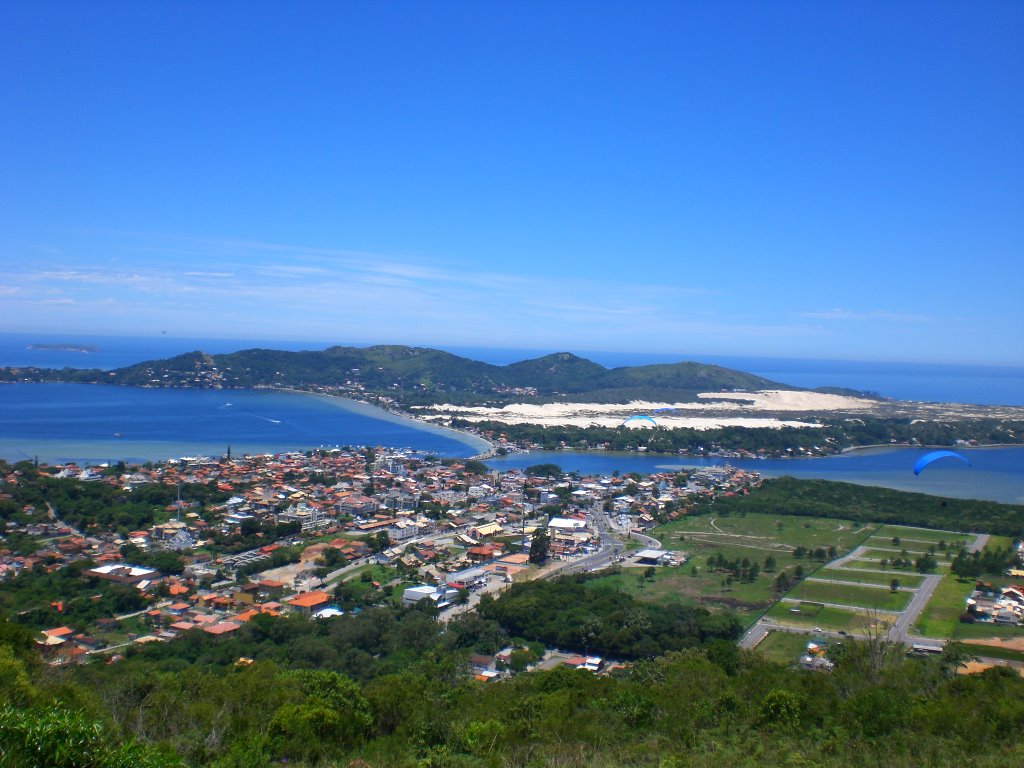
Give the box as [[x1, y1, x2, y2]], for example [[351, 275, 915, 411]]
[[0, 345, 801, 404]]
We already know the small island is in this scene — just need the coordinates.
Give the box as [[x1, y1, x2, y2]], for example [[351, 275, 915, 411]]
[[26, 343, 99, 353]]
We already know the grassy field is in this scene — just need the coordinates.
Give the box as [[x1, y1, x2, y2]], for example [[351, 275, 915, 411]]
[[959, 643, 1024, 663], [914, 574, 975, 639], [952, 622, 1024, 641], [596, 512, 882, 623], [784, 580, 912, 611], [753, 631, 812, 664], [983, 535, 1016, 551], [873, 525, 972, 544], [914, 534, 1020, 640], [584, 565, 771, 625], [840, 558, 940, 576], [816, 568, 925, 588], [657, 512, 876, 552], [765, 602, 875, 632], [861, 546, 933, 559]]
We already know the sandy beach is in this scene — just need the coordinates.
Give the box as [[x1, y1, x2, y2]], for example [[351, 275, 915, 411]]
[[413, 391, 866, 430], [415, 388, 1024, 431]]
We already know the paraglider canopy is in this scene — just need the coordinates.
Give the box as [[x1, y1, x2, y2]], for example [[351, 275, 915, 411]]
[[913, 450, 970, 476], [622, 415, 658, 427]]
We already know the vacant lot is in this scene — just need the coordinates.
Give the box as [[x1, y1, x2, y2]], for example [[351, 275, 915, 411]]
[[819, 567, 925, 589], [872, 524, 971, 542], [754, 631, 813, 665], [602, 512, 882, 622], [764, 602, 875, 632], [784, 579, 912, 611]]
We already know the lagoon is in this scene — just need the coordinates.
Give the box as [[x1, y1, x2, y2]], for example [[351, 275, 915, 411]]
[[485, 446, 1024, 505], [1, 383, 1022, 505], [0, 383, 488, 464]]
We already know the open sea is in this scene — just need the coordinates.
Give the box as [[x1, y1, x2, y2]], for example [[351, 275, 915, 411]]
[[1, 333, 1022, 503]]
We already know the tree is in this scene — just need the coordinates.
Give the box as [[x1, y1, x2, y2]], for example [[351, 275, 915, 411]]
[[763, 555, 777, 572], [890, 578, 900, 592], [794, 565, 805, 580], [528, 529, 550, 564]]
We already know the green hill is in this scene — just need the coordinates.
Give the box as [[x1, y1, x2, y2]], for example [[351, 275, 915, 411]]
[[0, 345, 797, 404]]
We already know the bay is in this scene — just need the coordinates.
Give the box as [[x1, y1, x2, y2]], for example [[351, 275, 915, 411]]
[[485, 447, 1024, 505], [1, 383, 1021, 504], [0, 383, 488, 464]]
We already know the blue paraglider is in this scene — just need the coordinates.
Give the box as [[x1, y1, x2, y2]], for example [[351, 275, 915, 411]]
[[623, 415, 658, 427], [913, 450, 970, 476]]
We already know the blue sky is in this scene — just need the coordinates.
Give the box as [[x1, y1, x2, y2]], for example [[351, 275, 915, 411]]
[[1, 2, 1022, 365]]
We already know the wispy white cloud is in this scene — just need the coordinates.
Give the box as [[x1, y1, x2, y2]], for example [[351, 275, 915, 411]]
[[800, 308, 937, 323]]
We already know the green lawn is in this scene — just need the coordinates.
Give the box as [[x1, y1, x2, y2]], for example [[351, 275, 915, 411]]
[[914, 575, 975, 639], [625, 512, 881, 621], [765, 602, 873, 632], [952, 621, 1024, 641], [785, 580, 912, 611], [984, 535, 1015, 551], [862, 546, 932, 559], [841, 559, 935, 575], [817, 568, 925, 589], [958, 642, 1024, 663], [874, 525, 972, 544], [656, 512, 876, 552], [753, 631, 813, 664]]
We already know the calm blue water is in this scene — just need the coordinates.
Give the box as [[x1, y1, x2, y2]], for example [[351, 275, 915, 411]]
[[485, 447, 1024, 505], [0, 383, 487, 464], [0, 381, 1020, 503], [3, 333, 1022, 406]]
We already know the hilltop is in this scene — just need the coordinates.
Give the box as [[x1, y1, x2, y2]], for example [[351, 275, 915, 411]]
[[0, 344, 800, 405]]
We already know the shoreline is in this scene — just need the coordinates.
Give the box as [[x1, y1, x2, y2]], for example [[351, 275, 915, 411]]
[[273, 387, 496, 459]]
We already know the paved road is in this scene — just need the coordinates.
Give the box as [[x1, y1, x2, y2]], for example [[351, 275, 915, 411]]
[[830, 545, 867, 568], [887, 573, 942, 643], [968, 534, 989, 553], [887, 531, 988, 644]]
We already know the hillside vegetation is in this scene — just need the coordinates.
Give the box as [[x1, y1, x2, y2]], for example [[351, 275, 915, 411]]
[[0, 345, 796, 404], [698, 477, 1024, 537]]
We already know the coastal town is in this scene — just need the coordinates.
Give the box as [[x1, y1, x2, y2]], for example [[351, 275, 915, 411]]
[[4, 445, 1023, 679], [2, 448, 761, 672]]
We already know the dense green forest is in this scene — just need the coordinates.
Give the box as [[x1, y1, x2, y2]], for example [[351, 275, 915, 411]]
[[476, 576, 742, 658], [461, 417, 1024, 453], [2, 595, 1023, 767], [697, 477, 1024, 536]]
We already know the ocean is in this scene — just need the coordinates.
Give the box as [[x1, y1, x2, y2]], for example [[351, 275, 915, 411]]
[[3, 332, 1023, 406]]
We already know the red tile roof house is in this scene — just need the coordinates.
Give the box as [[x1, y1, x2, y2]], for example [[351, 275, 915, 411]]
[[286, 591, 331, 616], [203, 621, 242, 638]]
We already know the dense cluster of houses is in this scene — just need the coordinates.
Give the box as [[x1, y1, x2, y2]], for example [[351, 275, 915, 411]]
[[2, 450, 766, 669], [966, 582, 1024, 626]]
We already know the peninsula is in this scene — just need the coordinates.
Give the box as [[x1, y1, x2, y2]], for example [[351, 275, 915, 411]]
[[2, 344, 1022, 457]]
